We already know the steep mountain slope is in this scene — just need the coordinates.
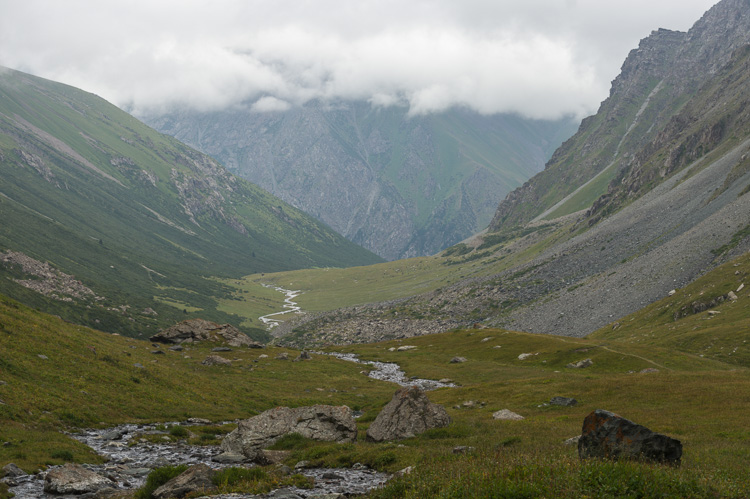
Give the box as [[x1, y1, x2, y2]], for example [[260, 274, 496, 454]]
[[489, 0, 750, 230], [144, 102, 576, 260], [270, 0, 750, 346], [0, 67, 381, 339]]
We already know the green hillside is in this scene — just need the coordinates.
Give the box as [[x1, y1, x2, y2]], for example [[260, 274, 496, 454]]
[[0, 67, 381, 339]]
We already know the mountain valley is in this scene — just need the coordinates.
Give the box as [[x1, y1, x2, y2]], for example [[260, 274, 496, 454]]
[[1, 0, 750, 497]]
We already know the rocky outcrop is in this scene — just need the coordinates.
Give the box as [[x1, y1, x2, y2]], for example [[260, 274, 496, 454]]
[[578, 409, 682, 464], [0, 250, 102, 303], [150, 319, 263, 348], [221, 406, 357, 462], [366, 386, 451, 442], [153, 463, 216, 499], [43, 463, 111, 495]]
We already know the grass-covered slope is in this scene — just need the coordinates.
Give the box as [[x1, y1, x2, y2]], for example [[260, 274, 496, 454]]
[[2, 290, 750, 497], [0, 67, 381, 338]]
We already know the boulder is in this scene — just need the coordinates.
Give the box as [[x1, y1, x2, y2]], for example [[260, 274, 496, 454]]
[[150, 318, 264, 348], [449, 356, 467, 364], [550, 396, 577, 407], [397, 345, 417, 351], [201, 354, 231, 366], [43, 463, 111, 495], [578, 409, 682, 465], [366, 386, 451, 442], [221, 405, 357, 462], [2, 463, 26, 478], [566, 358, 593, 369], [153, 463, 217, 499], [492, 409, 524, 421]]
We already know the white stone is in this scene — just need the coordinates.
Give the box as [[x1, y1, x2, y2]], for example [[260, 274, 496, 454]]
[[492, 409, 524, 421]]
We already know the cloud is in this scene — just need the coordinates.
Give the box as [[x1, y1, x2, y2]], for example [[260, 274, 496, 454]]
[[251, 96, 292, 113], [0, 0, 719, 120]]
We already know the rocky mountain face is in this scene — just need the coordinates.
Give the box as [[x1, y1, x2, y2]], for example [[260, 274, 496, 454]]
[[0, 67, 381, 338], [144, 102, 575, 260], [489, 0, 750, 230], [280, 0, 750, 346]]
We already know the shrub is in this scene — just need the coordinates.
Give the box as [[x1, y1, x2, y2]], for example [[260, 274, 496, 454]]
[[168, 425, 189, 438], [49, 449, 74, 461]]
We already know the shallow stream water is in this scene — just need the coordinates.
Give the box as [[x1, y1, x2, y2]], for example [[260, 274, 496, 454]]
[[6, 422, 389, 498]]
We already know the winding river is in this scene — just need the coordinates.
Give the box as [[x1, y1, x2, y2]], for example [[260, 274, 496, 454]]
[[258, 284, 303, 328]]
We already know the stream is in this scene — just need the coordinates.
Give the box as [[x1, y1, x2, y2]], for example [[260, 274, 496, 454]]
[[258, 285, 303, 329], [5, 352, 451, 498], [6, 291, 454, 498], [320, 352, 455, 391], [6, 421, 389, 498]]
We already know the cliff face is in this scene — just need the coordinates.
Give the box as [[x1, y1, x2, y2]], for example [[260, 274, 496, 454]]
[[145, 103, 575, 260], [489, 0, 750, 231]]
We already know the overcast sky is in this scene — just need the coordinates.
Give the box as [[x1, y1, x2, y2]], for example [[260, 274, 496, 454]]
[[0, 0, 719, 120]]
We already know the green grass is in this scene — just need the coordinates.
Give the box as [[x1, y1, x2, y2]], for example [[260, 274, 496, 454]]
[[2, 274, 750, 496]]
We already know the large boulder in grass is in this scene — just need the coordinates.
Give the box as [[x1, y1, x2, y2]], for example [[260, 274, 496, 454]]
[[153, 464, 217, 499], [150, 318, 263, 348], [43, 463, 111, 495], [578, 409, 682, 465], [221, 406, 357, 463], [366, 386, 451, 442]]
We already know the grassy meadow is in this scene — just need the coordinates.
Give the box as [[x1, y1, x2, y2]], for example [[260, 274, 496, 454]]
[[2, 262, 750, 497]]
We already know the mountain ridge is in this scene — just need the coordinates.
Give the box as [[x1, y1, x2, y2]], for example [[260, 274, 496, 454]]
[[489, 0, 750, 230], [144, 101, 576, 260]]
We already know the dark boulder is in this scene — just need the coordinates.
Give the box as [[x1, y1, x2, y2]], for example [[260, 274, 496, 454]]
[[578, 409, 682, 465], [550, 396, 577, 407], [366, 386, 451, 442]]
